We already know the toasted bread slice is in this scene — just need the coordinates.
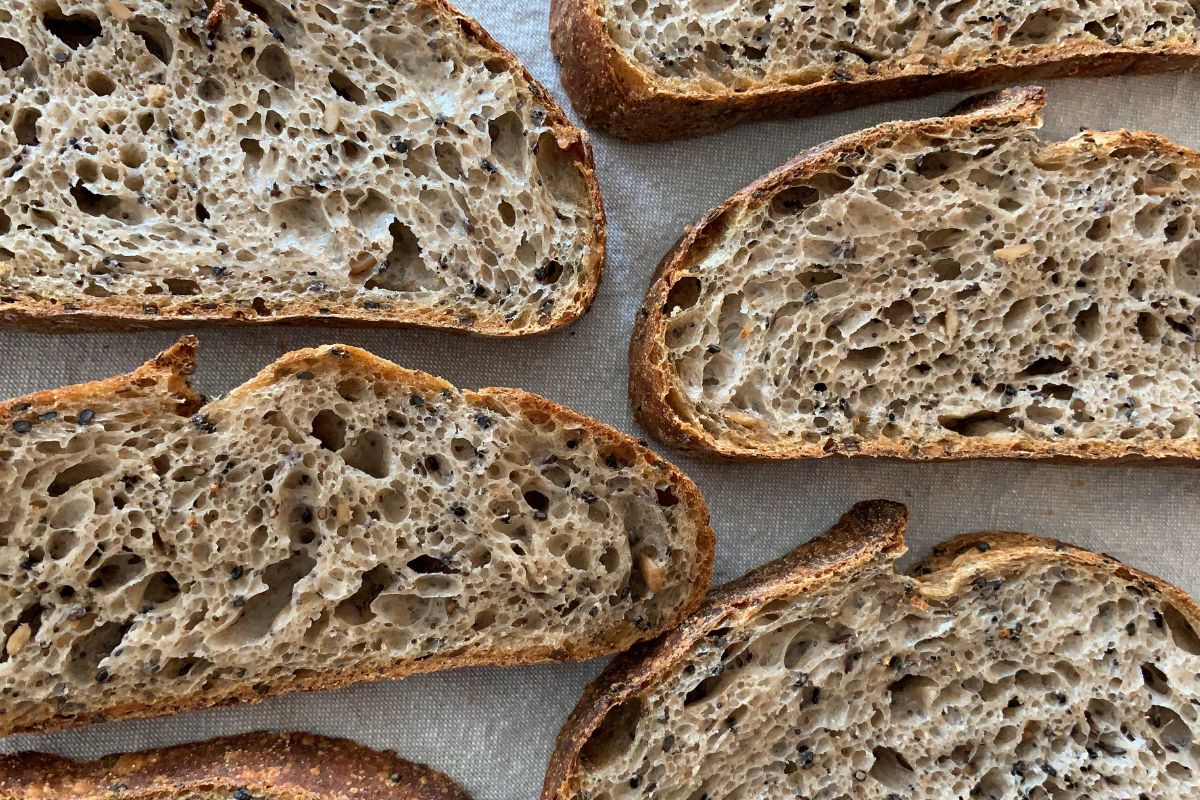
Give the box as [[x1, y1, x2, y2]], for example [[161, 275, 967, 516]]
[[0, 338, 712, 736], [0, 732, 469, 800], [631, 87, 1200, 462], [545, 500, 1200, 800], [550, 0, 1200, 141], [0, 0, 604, 335]]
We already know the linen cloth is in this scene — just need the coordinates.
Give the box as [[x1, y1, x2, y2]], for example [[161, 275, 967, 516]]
[[2, 3, 1200, 797]]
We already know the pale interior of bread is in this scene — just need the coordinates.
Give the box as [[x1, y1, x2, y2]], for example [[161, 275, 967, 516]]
[[0, 0, 594, 329], [0, 349, 698, 732], [598, 0, 1200, 91], [572, 548, 1200, 799], [659, 104, 1200, 452]]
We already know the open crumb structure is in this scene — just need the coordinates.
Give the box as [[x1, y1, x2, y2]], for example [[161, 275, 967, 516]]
[[0, 338, 711, 735], [0, 0, 603, 334], [548, 501, 1200, 800], [632, 88, 1200, 461]]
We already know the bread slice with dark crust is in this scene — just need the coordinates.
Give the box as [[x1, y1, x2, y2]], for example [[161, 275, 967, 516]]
[[550, 0, 1200, 141], [0, 338, 712, 736], [630, 87, 1200, 462], [0, 0, 604, 336], [544, 501, 1200, 799], [0, 732, 469, 800]]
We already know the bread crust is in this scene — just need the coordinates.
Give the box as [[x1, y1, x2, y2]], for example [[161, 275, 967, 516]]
[[549, 0, 1200, 141], [0, 732, 469, 800], [0, 338, 713, 737], [541, 500, 1200, 799], [542, 500, 907, 800], [1, 0, 606, 337], [628, 86, 1200, 463]]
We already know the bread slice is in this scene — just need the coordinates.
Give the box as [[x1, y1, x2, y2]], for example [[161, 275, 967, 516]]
[[630, 87, 1200, 462], [0, 337, 712, 736], [545, 500, 1200, 800], [0, 0, 604, 335], [550, 0, 1200, 141], [0, 732, 469, 800]]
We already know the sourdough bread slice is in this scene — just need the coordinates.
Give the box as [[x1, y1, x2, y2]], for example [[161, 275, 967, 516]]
[[545, 501, 1200, 800], [0, 0, 604, 335], [0, 732, 469, 800], [0, 337, 712, 736], [631, 87, 1200, 462], [550, 0, 1200, 141]]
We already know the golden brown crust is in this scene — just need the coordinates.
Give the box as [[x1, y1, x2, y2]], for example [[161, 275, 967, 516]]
[[628, 86, 1200, 463], [0, 338, 714, 737], [542, 501, 1200, 799], [0, 732, 470, 800], [1, 0, 605, 337], [549, 0, 1200, 142], [542, 500, 906, 800]]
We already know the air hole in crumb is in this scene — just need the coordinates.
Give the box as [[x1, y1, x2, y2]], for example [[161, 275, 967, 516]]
[[336, 377, 366, 401], [1163, 604, 1200, 654], [139, 571, 180, 607], [335, 565, 392, 625], [869, 746, 915, 789], [42, 6, 102, 49], [579, 697, 643, 769], [66, 619, 133, 682], [85, 72, 115, 95], [311, 409, 346, 451], [214, 553, 316, 644], [14, 108, 40, 146], [664, 277, 701, 315], [256, 44, 294, 87], [523, 489, 549, 514], [939, 408, 1016, 437], [49, 460, 110, 496], [88, 553, 145, 590], [342, 430, 389, 479], [407, 554, 451, 575], [328, 69, 365, 104], [130, 16, 171, 63], [0, 37, 26, 70], [770, 185, 819, 216], [165, 278, 200, 295], [1018, 356, 1071, 378], [198, 78, 225, 103]]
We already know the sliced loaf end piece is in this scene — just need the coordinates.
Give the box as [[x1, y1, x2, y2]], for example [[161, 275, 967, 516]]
[[631, 87, 1200, 462], [0, 732, 470, 800], [545, 500, 1200, 799], [550, 0, 1200, 140], [0, 339, 712, 735]]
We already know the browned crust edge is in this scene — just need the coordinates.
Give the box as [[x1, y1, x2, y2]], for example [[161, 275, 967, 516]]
[[628, 86, 1200, 463], [541, 501, 1200, 799], [541, 499, 908, 800], [0, 339, 713, 737], [0, 732, 470, 800], [0, 0, 606, 337], [549, 0, 1200, 142]]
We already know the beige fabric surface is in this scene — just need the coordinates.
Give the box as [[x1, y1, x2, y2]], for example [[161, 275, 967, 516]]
[[1, 2, 1199, 797]]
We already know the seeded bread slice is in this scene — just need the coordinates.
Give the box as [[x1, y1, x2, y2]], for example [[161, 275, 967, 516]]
[[0, 0, 604, 335], [550, 0, 1200, 141], [631, 87, 1200, 462], [544, 500, 1200, 800], [0, 337, 712, 736], [0, 732, 469, 800]]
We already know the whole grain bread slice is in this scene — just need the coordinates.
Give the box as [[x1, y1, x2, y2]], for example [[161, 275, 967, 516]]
[[550, 0, 1200, 141], [0, 0, 604, 335], [544, 500, 1200, 800], [631, 87, 1200, 462], [0, 337, 712, 736], [0, 732, 469, 800]]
